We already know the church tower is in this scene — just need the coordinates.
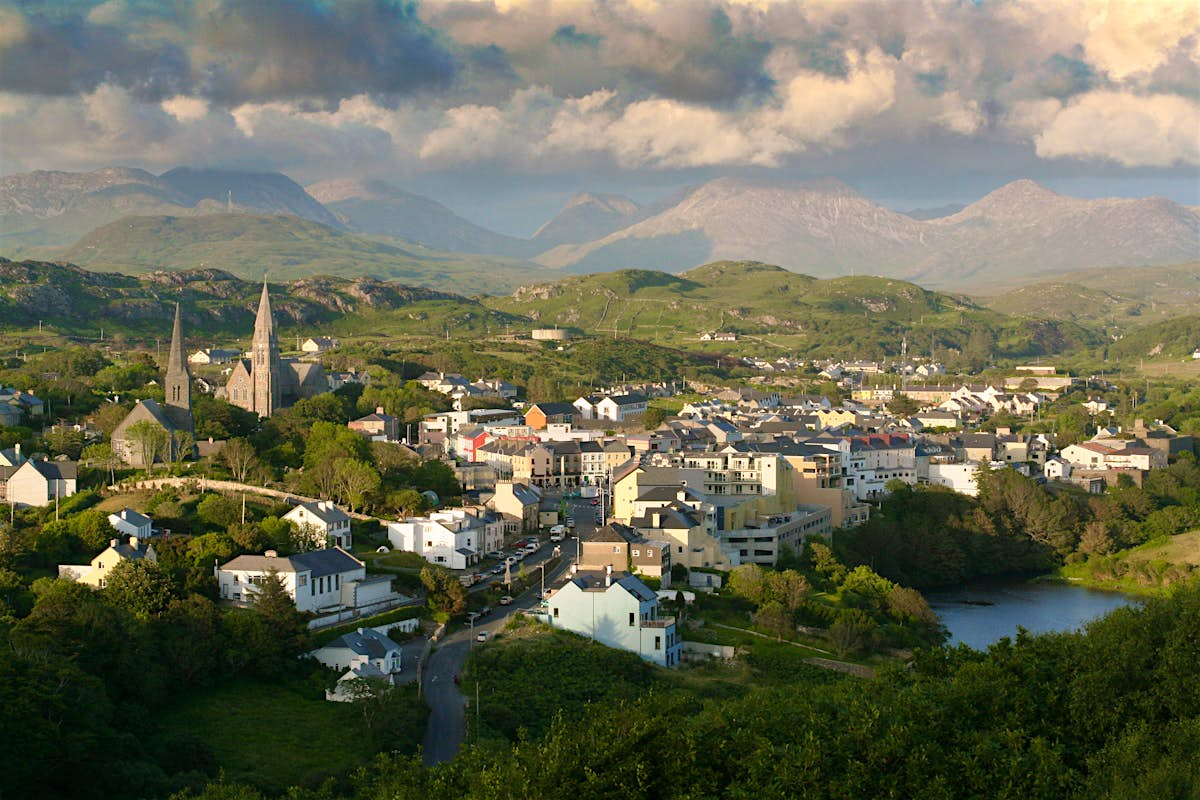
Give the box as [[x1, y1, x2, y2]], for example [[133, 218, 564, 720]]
[[251, 280, 281, 416], [164, 303, 194, 432]]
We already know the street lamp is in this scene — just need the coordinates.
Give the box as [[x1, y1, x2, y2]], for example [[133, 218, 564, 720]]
[[535, 561, 546, 601]]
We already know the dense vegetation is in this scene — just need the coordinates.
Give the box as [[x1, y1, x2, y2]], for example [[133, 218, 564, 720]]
[[164, 582, 1200, 799], [837, 455, 1200, 590]]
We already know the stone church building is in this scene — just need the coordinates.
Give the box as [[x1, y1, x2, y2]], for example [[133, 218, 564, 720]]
[[224, 282, 326, 417], [111, 304, 195, 467]]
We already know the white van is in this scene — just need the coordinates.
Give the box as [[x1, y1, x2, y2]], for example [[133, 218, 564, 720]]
[[549, 524, 566, 542]]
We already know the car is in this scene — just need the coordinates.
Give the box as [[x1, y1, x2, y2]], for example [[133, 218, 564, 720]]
[[491, 565, 504, 574], [475, 630, 490, 643], [466, 610, 481, 622], [523, 543, 538, 553], [477, 605, 492, 616], [486, 550, 503, 560], [499, 595, 513, 605], [590, 499, 600, 506]]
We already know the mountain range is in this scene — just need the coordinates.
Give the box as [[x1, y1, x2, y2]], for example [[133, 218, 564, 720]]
[[1, 166, 1196, 293]]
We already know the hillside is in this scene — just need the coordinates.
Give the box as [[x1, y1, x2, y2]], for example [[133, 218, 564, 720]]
[[47, 212, 550, 295], [0, 259, 523, 339], [0, 166, 343, 251], [978, 264, 1200, 328], [532, 178, 1199, 288], [488, 260, 1100, 360], [307, 178, 534, 257], [1106, 313, 1200, 360]]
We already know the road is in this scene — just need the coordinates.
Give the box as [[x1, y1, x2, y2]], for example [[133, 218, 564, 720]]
[[420, 530, 577, 766]]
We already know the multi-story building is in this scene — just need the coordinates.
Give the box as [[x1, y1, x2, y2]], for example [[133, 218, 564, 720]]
[[283, 501, 353, 549], [386, 508, 501, 569], [216, 548, 393, 614], [349, 407, 401, 442], [541, 568, 682, 667]]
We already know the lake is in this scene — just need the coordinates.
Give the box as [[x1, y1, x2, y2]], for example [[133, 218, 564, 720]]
[[928, 580, 1140, 650]]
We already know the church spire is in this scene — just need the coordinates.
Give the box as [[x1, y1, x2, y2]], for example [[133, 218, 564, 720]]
[[251, 279, 281, 417], [164, 302, 193, 432]]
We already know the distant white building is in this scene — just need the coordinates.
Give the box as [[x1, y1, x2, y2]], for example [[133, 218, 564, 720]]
[[302, 337, 338, 353], [283, 501, 353, 549], [216, 548, 393, 614], [596, 394, 648, 423], [386, 508, 501, 570], [310, 626, 407, 700], [540, 568, 682, 667], [108, 508, 153, 539]]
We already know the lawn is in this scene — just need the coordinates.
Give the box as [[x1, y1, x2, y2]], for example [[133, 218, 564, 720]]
[[1125, 530, 1200, 566], [159, 678, 378, 792]]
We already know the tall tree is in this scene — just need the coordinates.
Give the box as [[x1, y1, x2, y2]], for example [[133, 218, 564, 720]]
[[125, 419, 169, 472], [102, 559, 177, 621], [220, 438, 259, 483]]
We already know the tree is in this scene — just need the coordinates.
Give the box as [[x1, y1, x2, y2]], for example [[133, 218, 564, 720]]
[[92, 402, 132, 437], [103, 559, 177, 620], [82, 442, 120, 486], [887, 393, 921, 417], [727, 563, 767, 604], [754, 601, 793, 642], [420, 566, 467, 618], [196, 493, 241, 530], [250, 570, 308, 658], [289, 521, 326, 553], [390, 488, 431, 518], [43, 426, 85, 460], [170, 430, 195, 464], [641, 406, 670, 430], [125, 419, 168, 471], [765, 570, 811, 613], [829, 608, 877, 657], [221, 438, 259, 483], [333, 458, 381, 513]]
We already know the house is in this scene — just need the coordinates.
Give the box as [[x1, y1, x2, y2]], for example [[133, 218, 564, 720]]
[[59, 537, 157, 588], [0, 388, 44, 417], [387, 508, 496, 569], [187, 348, 241, 365], [283, 501, 353, 549], [572, 395, 603, 421], [348, 407, 401, 442], [595, 394, 648, 423], [302, 337, 338, 353], [485, 481, 542, 534], [524, 402, 576, 430], [542, 568, 682, 667], [581, 523, 672, 580], [0, 459, 77, 508], [327, 371, 370, 392], [108, 508, 153, 539], [471, 378, 518, 399], [0, 442, 24, 467], [310, 626, 403, 699], [216, 548, 393, 614], [0, 403, 20, 427]]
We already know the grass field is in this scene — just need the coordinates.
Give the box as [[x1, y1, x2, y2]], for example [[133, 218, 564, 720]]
[[1125, 530, 1200, 566], [160, 679, 378, 791]]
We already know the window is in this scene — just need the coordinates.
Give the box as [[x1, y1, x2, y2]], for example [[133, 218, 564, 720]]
[[655, 636, 661, 650], [632, 549, 640, 557], [553, 607, 559, 618], [629, 612, 635, 627], [298, 575, 307, 587], [677, 546, 684, 554]]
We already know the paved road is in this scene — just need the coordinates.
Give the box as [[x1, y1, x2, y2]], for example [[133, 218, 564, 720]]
[[421, 541, 575, 765]]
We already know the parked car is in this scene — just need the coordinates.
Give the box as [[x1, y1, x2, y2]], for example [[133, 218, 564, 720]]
[[499, 595, 513, 605], [475, 630, 490, 643], [491, 565, 505, 574], [486, 550, 503, 560]]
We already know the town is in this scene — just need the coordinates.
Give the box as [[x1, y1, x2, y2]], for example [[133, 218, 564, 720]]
[[1, 278, 1197, 796]]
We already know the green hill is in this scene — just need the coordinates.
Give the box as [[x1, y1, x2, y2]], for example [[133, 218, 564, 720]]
[[978, 263, 1200, 328], [0, 259, 524, 340], [1106, 313, 1200, 361], [40, 212, 551, 295], [488, 260, 1100, 360]]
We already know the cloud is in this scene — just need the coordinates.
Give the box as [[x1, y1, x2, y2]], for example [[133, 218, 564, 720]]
[[1034, 90, 1200, 167], [0, 0, 1197, 180]]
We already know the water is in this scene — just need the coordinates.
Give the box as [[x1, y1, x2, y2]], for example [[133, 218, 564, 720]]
[[928, 580, 1140, 650]]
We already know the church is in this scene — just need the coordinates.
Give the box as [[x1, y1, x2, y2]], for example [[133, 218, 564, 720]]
[[224, 282, 326, 417], [111, 304, 195, 467]]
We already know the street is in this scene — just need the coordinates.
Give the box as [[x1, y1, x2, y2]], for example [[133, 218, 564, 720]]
[[420, 532, 577, 765]]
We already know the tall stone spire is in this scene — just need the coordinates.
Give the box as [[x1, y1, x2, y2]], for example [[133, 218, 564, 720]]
[[251, 279, 281, 416], [164, 302, 193, 432]]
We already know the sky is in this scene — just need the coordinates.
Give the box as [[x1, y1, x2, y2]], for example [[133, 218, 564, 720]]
[[1, 0, 1198, 235]]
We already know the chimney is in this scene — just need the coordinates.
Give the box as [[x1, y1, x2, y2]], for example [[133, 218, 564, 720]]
[[652, 511, 662, 528], [605, 564, 613, 587], [130, 536, 139, 550], [110, 538, 118, 548], [376, 406, 384, 415], [265, 549, 277, 558]]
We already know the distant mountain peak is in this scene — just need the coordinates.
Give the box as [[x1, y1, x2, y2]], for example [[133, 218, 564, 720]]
[[563, 191, 640, 215]]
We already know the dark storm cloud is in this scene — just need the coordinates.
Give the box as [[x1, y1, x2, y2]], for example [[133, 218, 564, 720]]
[[0, 6, 190, 100], [624, 9, 774, 106], [0, 0, 460, 105]]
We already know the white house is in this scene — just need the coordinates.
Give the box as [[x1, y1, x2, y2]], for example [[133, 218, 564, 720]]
[[596, 394, 648, 423], [387, 508, 499, 569], [572, 395, 603, 421], [302, 337, 338, 353], [541, 568, 682, 667], [283, 501, 353, 549], [924, 462, 982, 496], [216, 548, 394, 614], [108, 508, 153, 539], [1043, 457, 1072, 481], [311, 626, 404, 700], [0, 459, 77, 508]]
